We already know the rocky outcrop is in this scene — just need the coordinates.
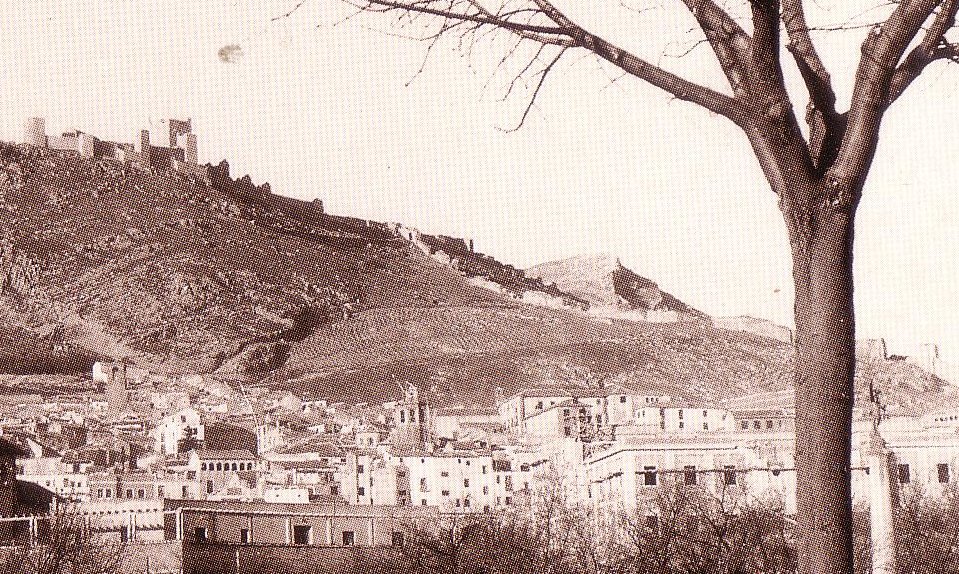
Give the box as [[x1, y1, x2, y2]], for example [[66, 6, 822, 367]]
[[0, 238, 41, 296], [526, 254, 705, 322]]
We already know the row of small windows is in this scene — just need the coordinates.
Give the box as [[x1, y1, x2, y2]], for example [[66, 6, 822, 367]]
[[95, 487, 156, 499], [895, 463, 951, 484], [740, 419, 786, 430], [200, 462, 255, 471], [623, 462, 953, 487], [635, 465, 739, 487], [194, 526, 381, 547]]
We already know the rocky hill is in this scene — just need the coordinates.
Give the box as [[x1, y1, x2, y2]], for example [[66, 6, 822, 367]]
[[0, 140, 954, 412], [526, 254, 706, 322]]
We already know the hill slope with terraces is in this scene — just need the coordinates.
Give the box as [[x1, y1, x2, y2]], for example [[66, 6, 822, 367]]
[[0, 140, 954, 412]]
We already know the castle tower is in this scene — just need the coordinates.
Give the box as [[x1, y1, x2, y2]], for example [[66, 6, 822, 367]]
[[168, 118, 192, 147], [78, 133, 96, 158], [138, 130, 152, 168], [23, 117, 46, 147], [106, 362, 129, 418], [177, 133, 198, 164]]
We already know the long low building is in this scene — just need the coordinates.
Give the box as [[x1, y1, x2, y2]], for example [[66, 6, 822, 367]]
[[165, 499, 440, 548]]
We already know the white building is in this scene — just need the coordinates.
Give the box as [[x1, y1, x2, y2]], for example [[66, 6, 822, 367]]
[[151, 408, 204, 455]]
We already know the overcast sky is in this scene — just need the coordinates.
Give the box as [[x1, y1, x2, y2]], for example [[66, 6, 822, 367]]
[[2, 0, 958, 361]]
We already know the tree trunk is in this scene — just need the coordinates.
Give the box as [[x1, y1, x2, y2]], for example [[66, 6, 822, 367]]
[[783, 185, 858, 574]]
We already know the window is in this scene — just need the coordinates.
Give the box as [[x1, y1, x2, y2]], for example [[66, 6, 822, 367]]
[[293, 525, 311, 545], [643, 466, 657, 486], [421, 499, 427, 506], [536, 401, 543, 410], [194, 527, 207, 543], [723, 466, 737, 485], [391, 532, 404, 548], [206, 480, 214, 494], [201, 463, 207, 471], [939, 463, 950, 484], [766, 420, 774, 429], [137, 489, 145, 499], [482, 465, 487, 474], [157, 486, 164, 497], [684, 465, 698, 486], [358, 487, 365, 496], [126, 489, 133, 498], [455, 499, 461, 507], [463, 499, 470, 508], [441, 471, 449, 478], [620, 396, 627, 403], [483, 486, 489, 495], [753, 421, 761, 430], [216, 462, 223, 471], [645, 515, 659, 530], [703, 422, 709, 431], [357, 465, 364, 474], [420, 478, 427, 491], [464, 479, 470, 488], [231, 463, 238, 471], [678, 421, 684, 429], [441, 490, 450, 496], [181, 486, 189, 498], [741, 421, 749, 430], [899, 464, 911, 484], [240, 529, 251, 544], [678, 409, 684, 419]]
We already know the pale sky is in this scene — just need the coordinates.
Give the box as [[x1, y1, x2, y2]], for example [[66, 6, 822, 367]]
[[2, 0, 958, 361]]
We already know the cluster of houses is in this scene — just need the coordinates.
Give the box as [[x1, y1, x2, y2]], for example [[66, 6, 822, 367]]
[[0, 357, 955, 554]]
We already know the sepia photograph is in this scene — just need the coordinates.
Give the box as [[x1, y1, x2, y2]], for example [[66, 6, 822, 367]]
[[1, 0, 959, 572]]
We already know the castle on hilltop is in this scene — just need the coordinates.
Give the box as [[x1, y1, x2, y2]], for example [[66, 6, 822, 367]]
[[23, 116, 201, 175], [20, 116, 294, 208]]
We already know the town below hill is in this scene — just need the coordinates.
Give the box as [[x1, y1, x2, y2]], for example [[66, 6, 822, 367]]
[[0, 118, 956, 573]]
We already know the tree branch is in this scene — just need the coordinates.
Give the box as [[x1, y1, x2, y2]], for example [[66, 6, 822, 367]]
[[834, 0, 945, 184], [781, 0, 843, 172], [530, 0, 746, 121], [888, 0, 959, 105], [678, 0, 752, 97]]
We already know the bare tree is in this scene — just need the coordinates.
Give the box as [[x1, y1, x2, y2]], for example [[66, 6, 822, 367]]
[[0, 509, 123, 574], [273, 0, 959, 571], [611, 478, 795, 574]]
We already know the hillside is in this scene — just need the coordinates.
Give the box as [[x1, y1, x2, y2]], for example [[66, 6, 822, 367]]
[[0, 140, 954, 413], [526, 254, 706, 322]]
